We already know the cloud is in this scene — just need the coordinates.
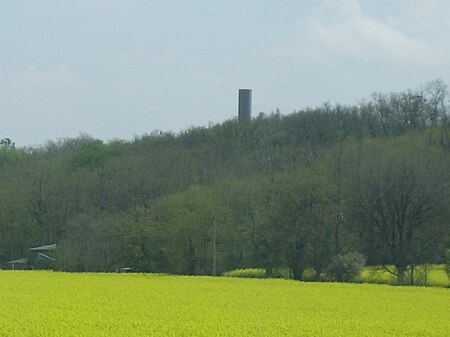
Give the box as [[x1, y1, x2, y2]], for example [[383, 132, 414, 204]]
[[388, 0, 450, 40], [11, 64, 75, 89], [291, 0, 443, 67]]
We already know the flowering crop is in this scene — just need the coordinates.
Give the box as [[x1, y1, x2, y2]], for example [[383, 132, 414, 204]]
[[0, 271, 448, 336]]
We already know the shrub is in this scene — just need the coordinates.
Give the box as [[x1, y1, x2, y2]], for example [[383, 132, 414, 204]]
[[223, 268, 266, 278], [222, 268, 290, 279], [326, 252, 366, 282]]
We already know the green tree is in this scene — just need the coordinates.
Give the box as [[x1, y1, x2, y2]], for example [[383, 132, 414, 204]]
[[326, 252, 366, 282], [354, 137, 449, 284]]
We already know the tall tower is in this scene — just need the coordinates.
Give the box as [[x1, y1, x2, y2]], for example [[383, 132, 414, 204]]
[[238, 89, 252, 122]]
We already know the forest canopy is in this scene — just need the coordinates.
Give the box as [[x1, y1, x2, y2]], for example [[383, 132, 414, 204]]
[[1, 80, 449, 284]]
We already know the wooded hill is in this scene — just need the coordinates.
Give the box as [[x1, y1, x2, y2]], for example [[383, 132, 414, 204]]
[[1, 80, 449, 284]]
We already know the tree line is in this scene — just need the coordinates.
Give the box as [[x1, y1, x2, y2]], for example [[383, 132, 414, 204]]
[[1, 80, 449, 284]]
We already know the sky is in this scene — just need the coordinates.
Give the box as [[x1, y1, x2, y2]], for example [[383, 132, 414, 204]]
[[1, 0, 450, 147]]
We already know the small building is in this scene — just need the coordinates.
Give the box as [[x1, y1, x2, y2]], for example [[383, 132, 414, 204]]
[[7, 258, 29, 270], [7, 244, 56, 270]]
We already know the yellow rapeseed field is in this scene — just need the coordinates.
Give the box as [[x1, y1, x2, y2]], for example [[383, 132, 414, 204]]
[[0, 271, 449, 337]]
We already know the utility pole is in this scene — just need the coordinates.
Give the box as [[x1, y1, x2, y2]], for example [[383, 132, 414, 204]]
[[212, 217, 217, 276]]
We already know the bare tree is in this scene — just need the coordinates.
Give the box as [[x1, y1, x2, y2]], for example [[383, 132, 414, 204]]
[[356, 149, 447, 284]]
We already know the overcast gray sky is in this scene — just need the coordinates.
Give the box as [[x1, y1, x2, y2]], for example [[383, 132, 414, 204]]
[[1, 0, 449, 147]]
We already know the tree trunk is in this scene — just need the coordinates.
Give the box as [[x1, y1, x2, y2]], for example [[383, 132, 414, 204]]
[[409, 265, 415, 286], [291, 263, 304, 281], [314, 269, 322, 282], [397, 265, 407, 285], [288, 241, 305, 280]]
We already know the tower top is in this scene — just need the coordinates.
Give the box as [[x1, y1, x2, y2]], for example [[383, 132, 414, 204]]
[[238, 89, 252, 122]]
